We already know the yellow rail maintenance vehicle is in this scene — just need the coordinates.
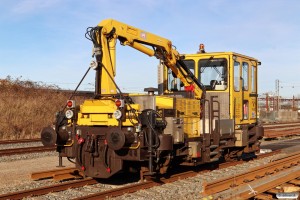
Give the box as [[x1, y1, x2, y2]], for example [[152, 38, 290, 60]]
[[41, 19, 263, 179]]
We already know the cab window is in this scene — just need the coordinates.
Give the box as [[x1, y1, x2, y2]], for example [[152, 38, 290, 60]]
[[168, 59, 195, 91], [251, 66, 256, 93], [242, 62, 249, 91], [234, 61, 240, 91], [198, 58, 227, 91]]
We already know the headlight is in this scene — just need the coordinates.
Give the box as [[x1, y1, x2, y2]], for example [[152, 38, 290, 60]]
[[65, 110, 74, 119], [113, 110, 122, 120]]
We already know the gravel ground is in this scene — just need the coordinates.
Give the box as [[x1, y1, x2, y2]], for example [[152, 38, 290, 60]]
[[0, 151, 74, 195], [112, 152, 288, 200], [37, 181, 133, 200], [0, 145, 139, 199], [0, 152, 285, 200], [0, 139, 299, 199], [0, 151, 58, 163], [112, 140, 300, 200]]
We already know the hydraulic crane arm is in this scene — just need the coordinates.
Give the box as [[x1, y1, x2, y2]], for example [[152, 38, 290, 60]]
[[86, 19, 204, 99]]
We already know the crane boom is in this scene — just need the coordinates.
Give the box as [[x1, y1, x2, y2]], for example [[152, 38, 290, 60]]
[[86, 19, 203, 99]]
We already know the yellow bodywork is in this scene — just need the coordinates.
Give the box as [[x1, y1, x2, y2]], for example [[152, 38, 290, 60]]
[[182, 52, 260, 127], [176, 98, 201, 137], [77, 96, 174, 126], [77, 99, 140, 126], [157, 96, 201, 137], [76, 95, 201, 139], [155, 96, 174, 109], [76, 19, 260, 140]]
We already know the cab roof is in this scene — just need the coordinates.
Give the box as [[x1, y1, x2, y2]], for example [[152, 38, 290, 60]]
[[183, 51, 260, 63]]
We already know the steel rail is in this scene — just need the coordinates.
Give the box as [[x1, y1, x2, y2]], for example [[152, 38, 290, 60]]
[[202, 151, 300, 196], [72, 151, 280, 200], [0, 178, 98, 200], [264, 128, 300, 138], [31, 167, 77, 180], [262, 122, 300, 138], [73, 170, 202, 200], [233, 168, 300, 200], [0, 138, 41, 145], [0, 150, 280, 199], [265, 126, 300, 132], [263, 122, 300, 128], [0, 146, 55, 156]]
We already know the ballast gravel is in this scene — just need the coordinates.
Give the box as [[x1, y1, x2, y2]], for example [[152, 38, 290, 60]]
[[0, 139, 299, 199], [112, 152, 290, 200], [0, 151, 74, 195]]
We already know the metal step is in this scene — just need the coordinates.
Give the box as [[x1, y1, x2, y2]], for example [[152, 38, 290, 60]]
[[219, 140, 227, 144], [210, 158, 219, 162], [210, 151, 218, 156], [248, 140, 256, 144], [210, 145, 218, 149]]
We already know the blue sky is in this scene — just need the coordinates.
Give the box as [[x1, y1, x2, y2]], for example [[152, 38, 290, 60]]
[[0, 0, 300, 97]]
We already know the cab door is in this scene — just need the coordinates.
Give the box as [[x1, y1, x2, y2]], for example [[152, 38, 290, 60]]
[[249, 63, 258, 123], [232, 56, 253, 125]]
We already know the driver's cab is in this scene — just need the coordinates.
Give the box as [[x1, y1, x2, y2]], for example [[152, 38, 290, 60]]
[[161, 49, 260, 127]]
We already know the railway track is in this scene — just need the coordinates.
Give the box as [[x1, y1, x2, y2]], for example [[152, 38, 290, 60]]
[[251, 177, 300, 200], [73, 151, 281, 200], [1, 122, 300, 199], [203, 151, 300, 199], [263, 122, 300, 128], [0, 178, 98, 200], [204, 152, 300, 195], [31, 167, 81, 181], [0, 138, 55, 156], [0, 146, 55, 157], [0, 138, 40, 145], [263, 122, 300, 138], [224, 171, 300, 200], [0, 151, 279, 200]]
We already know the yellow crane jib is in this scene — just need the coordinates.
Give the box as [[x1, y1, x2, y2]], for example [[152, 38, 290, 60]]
[[85, 18, 204, 99]]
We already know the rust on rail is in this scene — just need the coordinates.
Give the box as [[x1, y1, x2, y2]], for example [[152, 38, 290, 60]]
[[31, 167, 79, 181], [263, 122, 300, 138], [0, 178, 98, 200], [202, 151, 300, 196], [0, 146, 55, 157], [0, 138, 41, 145]]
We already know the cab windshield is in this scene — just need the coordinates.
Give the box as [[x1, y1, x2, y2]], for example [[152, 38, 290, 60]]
[[198, 58, 228, 91]]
